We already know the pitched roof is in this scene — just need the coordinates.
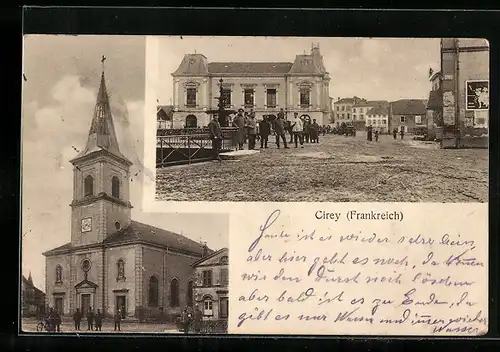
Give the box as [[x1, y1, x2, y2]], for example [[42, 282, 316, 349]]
[[207, 62, 293, 75], [288, 55, 324, 74], [103, 220, 213, 256], [157, 105, 174, 120], [336, 97, 367, 105], [426, 90, 442, 110], [367, 105, 389, 116], [191, 248, 228, 267], [71, 71, 131, 165], [390, 99, 427, 115]]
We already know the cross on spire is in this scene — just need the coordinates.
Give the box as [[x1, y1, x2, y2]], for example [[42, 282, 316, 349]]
[[101, 55, 106, 73]]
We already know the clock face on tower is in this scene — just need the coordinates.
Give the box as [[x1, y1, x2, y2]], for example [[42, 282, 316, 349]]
[[81, 217, 92, 233]]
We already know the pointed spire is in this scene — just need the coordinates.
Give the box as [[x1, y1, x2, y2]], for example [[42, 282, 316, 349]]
[[72, 57, 131, 165], [28, 271, 33, 284]]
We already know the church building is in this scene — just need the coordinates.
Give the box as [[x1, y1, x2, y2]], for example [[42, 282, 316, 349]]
[[43, 67, 210, 319]]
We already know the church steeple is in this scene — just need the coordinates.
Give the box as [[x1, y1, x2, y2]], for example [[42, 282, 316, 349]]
[[71, 57, 131, 165], [28, 271, 33, 285]]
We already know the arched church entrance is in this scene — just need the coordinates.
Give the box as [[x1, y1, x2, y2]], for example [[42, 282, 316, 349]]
[[185, 115, 198, 128]]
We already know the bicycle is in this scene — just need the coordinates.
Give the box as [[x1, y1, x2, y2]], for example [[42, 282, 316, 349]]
[[36, 319, 54, 332]]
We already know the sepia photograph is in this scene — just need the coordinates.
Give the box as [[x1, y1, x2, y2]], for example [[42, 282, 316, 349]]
[[21, 35, 229, 335], [153, 36, 489, 203]]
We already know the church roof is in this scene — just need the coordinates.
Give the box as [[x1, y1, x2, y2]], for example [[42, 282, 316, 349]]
[[43, 220, 214, 257], [71, 69, 131, 165], [104, 220, 213, 256], [191, 247, 228, 267]]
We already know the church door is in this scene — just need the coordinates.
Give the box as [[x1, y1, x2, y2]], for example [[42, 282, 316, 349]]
[[54, 297, 63, 315], [81, 294, 91, 314], [185, 115, 198, 128], [116, 296, 126, 319]]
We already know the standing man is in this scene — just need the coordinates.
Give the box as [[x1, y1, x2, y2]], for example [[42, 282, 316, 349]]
[[374, 129, 379, 142], [259, 116, 271, 149], [181, 306, 192, 334], [274, 112, 289, 149], [291, 112, 304, 148], [73, 308, 82, 331], [232, 108, 246, 150], [246, 110, 257, 150], [208, 114, 222, 161], [393, 128, 397, 140], [193, 305, 203, 334], [95, 309, 103, 331], [400, 127, 405, 140], [53, 308, 61, 332], [310, 119, 320, 143], [86, 307, 94, 331], [114, 309, 122, 331]]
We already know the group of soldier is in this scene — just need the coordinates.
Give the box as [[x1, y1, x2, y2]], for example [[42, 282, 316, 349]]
[[208, 107, 324, 160], [41, 306, 123, 332], [180, 304, 203, 334]]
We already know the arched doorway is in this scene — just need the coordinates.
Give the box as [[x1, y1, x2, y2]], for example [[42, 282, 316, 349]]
[[185, 115, 198, 128]]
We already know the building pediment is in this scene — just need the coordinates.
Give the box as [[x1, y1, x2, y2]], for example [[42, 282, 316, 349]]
[[75, 279, 99, 290], [192, 248, 228, 267]]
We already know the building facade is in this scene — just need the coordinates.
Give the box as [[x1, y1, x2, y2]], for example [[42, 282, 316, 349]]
[[426, 71, 443, 140], [21, 273, 46, 317], [389, 99, 427, 134], [440, 38, 489, 147], [169, 44, 331, 127], [191, 248, 228, 321], [43, 70, 210, 320], [366, 104, 390, 133], [333, 97, 366, 124]]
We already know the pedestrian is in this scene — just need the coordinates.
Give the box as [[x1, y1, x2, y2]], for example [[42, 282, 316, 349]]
[[181, 306, 192, 334], [47, 307, 55, 332], [291, 112, 304, 148], [86, 307, 94, 331], [310, 119, 320, 143], [367, 125, 373, 141], [246, 110, 257, 150], [208, 114, 222, 161], [193, 305, 202, 334], [53, 308, 62, 332], [259, 116, 271, 149], [73, 308, 82, 331], [375, 129, 379, 142], [274, 112, 289, 149], [303, 117, 311, 143], [114, 309, 122, 331], [393, 128, 397, 140], [232, 108, 246, 150], [95, 309, 103, 331], [400, 128, 405, 140]]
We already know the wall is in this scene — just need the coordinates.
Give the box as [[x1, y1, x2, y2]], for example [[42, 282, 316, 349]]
[[193, 264, 229, 320], [105, 245, 136, 317], [366, 114, 389, 133], [46, 253, 72, 315], [71, 248, 104, 314], [141, 246, 165, 316], [165, 250, 199, 314], [390, 114, 426, 133]]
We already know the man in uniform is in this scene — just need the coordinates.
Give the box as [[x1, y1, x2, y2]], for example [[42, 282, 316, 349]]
[[86, 307, 94, 331], [232, 108, 246, 150], [208, 114, 223, 161], [274, 112, 289, 149], [95, 309, 103, 331], [73, 308, 82, 331], [259, 116, 271, 149]]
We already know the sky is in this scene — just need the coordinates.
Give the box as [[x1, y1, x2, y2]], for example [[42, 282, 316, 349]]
[[21, 35, 229, 291], [157, 36, 441, 105]]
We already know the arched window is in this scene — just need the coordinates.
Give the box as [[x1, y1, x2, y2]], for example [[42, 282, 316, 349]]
[[117, 259, 125, 281], [111, 176, 120, 198], [170, 278, 179, 307], [84, 175, 94, 197], [148, 275, 159, 307], [187, 280, 193, 307], [55, 265, 63, 283]]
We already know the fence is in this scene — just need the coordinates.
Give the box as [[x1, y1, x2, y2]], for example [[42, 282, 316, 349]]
[[156, 127, 238, 167]]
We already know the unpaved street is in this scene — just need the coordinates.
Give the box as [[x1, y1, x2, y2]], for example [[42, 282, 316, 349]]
[[156, 134, 488, 202]]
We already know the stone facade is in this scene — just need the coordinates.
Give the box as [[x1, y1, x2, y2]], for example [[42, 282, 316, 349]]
[[170, 45, 331, 127], [192, 248, 229, 321]]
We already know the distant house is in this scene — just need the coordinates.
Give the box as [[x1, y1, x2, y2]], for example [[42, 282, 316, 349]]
[[366, 104, 390, 134], [21, 273, 46, 317], [157, 105, 174, 129], [191, 248, 229, 322], [389, 99, 427, 134]]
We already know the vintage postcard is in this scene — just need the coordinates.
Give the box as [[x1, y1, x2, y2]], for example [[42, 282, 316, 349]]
[[21, 35, 489, 336]]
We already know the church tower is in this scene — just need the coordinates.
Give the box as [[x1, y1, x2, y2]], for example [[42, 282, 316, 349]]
[[69, 60, 133, 247]]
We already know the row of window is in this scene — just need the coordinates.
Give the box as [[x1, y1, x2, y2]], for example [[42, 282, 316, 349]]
[[54, 259, 126, 284], [148, 275, 188, 308], [201, 267, 229, 287], [185, 88, 311, 108], [366, 119, 388, 126], [83, 175, 120, 199]]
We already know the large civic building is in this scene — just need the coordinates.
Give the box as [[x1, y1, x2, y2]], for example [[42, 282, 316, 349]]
[[43, 69, 211, 320], [169, 44, 332, 127]]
